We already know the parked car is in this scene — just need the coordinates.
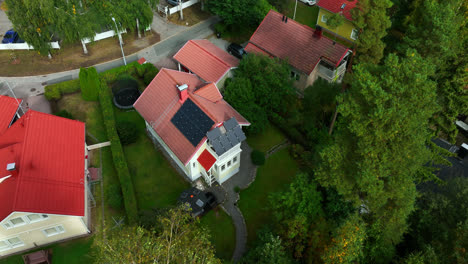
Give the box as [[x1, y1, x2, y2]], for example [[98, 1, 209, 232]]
[[299, 0, 317, 5], [2, 29, 18, 44], [227, 43, 246, 59]]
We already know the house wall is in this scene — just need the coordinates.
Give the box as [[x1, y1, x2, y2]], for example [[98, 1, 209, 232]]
[[186, 141, 209, 182], [317, 9, 356, 42], [216, 69, 235, 91], [0, 212, 88, 257], [210, 143, 242, 184]]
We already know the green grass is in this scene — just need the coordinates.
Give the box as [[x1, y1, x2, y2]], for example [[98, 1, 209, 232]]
[[285, 0, 319, 28], [113, 109, 190, 210], [246, 123, 286, 152], [200, 210, 236, 261], [0, 237, 93, 264], [238, 148, 299, 244]]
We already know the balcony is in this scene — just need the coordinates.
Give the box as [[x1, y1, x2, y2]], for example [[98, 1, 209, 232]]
[[317, 61, 347, 83]]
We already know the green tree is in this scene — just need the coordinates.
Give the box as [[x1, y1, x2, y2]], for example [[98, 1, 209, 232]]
[[351, 0, 393, 64], [207, 0, 272, 28], [240, 230, 295, 264], [326, 13, 345, 29], [79, 67, 100, 101], [93, 206, 221, 264], [400, 0, 468, 142], [316, 51, 447, 262]]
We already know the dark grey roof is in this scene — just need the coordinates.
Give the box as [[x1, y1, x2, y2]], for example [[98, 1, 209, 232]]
[[171, 99, 214, 147], [206, 117, 246, 156]]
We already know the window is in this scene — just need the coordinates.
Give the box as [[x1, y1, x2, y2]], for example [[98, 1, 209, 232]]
[[227, 161, 232, 167], [351, 29, 359, 40], [10, 217, 25, 226], [233, 156, 238, 164], [193, 162, 196, 168], [321, 15, 327, 23], [214, 164, 218, 171], [42, 225, 65, 237], [26, 214, 48, 223], [0, 237, 24, 252], [221, 165, 225, 171], [290, 71, 300, 81]]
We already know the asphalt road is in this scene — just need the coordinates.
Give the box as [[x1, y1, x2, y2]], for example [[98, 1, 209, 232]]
[[0, 16, 219, 98]]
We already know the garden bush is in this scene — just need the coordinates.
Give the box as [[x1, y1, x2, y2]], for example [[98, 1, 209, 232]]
[[214, 22, 227, 36], [79, 67, 100, 101], [137, 62, 158, 79], [99, 62, 139, 84], [143, 66, 159, 86], [54, 109, 74, 120], [106, 183, 123, 210], [44, 79, 80, 101], [116, 121, 139, 145], [251, 150, 266, 166], [99, 82, 138, 224]]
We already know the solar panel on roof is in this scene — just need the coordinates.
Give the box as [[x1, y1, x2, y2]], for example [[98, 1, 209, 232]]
[[211, 139, 224, 155], [220, 136, 232, 150], [233, 126, 246, 142], [171, 99, 214, 146], [223, 117, 238, 131], [207, 127, 222, 141], [226, 130, 240, 146]]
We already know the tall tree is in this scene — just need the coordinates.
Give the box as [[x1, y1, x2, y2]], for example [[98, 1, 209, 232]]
[[400, 0, 468, 142], [316, 51, 447, 263], [207, 0, 272, 28], [240, 230, 295, 264], [93, 206, 221, 264], [351, 0, 393, 64]]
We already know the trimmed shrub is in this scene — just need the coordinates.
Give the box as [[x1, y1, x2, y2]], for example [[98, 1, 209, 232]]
[[116, 121, 139, 145], [54, 110, 74, 120], [99, 62, 139, 83], [44, 79, 80, 101], [106, 183, 123, 210], [99, 82, 138, 224], [251, 150, 266, 166], [143, 66, 159, 86], [79, 67, 100, 101], [234, 186, 241, 193], [136, 62, 158, 78], [214, 22, 227, 36]]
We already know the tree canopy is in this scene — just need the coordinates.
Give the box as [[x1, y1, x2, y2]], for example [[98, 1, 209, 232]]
[[206, 0, 272, 28]]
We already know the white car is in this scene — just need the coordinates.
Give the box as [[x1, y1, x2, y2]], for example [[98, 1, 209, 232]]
[[299, 0, 316, 6]]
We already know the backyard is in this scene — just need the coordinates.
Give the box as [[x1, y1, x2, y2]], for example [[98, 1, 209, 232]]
[[200, 210, 236, 261], [285, 0, 319, 28], [246, 123, 286, 153]]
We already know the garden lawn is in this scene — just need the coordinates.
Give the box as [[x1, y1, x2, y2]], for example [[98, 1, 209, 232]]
[[0, 237, 93, 264], [238, 148, 299, 245], [200, 210, 236, 261], [246, 123, 285, 152], [285, 0, 319, 28], [113, 108, 190, 210]]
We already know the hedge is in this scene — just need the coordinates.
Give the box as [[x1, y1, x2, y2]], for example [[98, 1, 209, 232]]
[[99, 82, 138, 224], [79, 67, 100, 101], [99, 61, 140, 84], [44, 79, 81, 101]]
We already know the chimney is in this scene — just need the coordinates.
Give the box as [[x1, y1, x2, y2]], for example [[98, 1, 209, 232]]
[[285, 17, 288, 23], [341, 3, 346, 9], [314, 25, 323, 38], [282, 15, 285, 22], [177, 84, 189, 103], [7, 163, 16, 171]]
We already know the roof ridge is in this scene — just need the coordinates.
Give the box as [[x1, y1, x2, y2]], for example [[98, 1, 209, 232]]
[[194, 83, 223, 102], [12, 110, 31, 211], [191, 40, 232, 68]]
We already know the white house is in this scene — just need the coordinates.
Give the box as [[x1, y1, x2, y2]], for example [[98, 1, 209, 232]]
[[134, 69, 250, 186], [0, 96, 89, 257]]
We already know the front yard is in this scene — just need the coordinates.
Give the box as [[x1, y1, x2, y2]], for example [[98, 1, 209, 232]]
[[200, 210, 236, 261], [285, 0, 319, 28]]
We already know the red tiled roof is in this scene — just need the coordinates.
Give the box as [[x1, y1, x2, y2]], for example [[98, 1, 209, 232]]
[[0, 110, 85, 221], [137, 57, 147, 65], [194, 83, 223, 103], [134, 69, 249, 165], [173, 40, 239, 83], [0, 95, 21, 135], [317, 0, 358, 21], [246, 10, 350, 74], [197, 149, 216, 171]]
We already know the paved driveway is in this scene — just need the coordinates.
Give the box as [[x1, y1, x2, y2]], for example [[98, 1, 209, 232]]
[[0, 1, 13, 37]]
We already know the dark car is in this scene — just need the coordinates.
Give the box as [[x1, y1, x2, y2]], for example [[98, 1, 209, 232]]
[[2, 29, 18, 44], [227, 43, 246, 59], [167, 0, 182, 6]]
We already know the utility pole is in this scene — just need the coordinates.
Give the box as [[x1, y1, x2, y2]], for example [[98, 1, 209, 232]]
[[293, 0, 298, 20], [179, 0, 184, 20], [112, 17, 127, 65]]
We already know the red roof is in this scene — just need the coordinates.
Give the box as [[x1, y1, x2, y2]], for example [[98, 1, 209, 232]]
[[317, 0, 358, 21], [134, 69, 249, 165], [173, 40, 239, 83], [137, 57, 147, 65], [0, 110, 85, 221], [197, 149, 216, 171], [0, 95, 21, 135], [246, 10, 350, 74]]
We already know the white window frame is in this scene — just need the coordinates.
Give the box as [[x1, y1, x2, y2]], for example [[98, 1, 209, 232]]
[[42, 225, 65, 237], [227, 161, 232, 167], [26, 214, 48, 223], [351, 29, 359, 40], [0, 237, 24, 252], [321, 15, 327, 23], [233, 156, 238, 164], [2, 214, 49, 229], [221, 164, 225, 171]]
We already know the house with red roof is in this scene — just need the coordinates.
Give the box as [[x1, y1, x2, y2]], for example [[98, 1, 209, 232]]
[[0, 95, 24, 135], [173, 39, 239, 89], [0, 96, 89, 257], [316, 0, 359, 42], [134, 69, 250, 186], [245, 10, 352, 90]]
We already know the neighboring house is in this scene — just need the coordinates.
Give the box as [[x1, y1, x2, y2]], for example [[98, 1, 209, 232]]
[[173, 39, 239, 89], [316, 0, 359, 42], [0, 95, 24, 135], [245, 10, 351, 91], [134, 69, 250, 186], [0, 97, 89, 257]]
